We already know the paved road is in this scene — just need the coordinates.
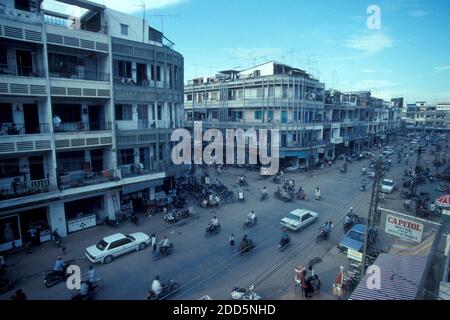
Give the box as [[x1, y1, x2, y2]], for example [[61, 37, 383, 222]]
[[1, 141, 441, 300]]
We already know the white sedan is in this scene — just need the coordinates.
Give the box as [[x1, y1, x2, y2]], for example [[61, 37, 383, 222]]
[[381, 179, 395, 194], [280, 209, 318, 231], [85, 232, 150, 264]]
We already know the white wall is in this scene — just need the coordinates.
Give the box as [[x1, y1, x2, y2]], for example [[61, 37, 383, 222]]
[[105, 8, 162, 46]]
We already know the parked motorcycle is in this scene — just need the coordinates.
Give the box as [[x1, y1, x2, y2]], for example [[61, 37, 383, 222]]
[[231, 285, 261, 300], [147, 280, 181, 300], [205, 224, 221, 238], [164, 211, 179, 224], [152, 244, 174, 261]]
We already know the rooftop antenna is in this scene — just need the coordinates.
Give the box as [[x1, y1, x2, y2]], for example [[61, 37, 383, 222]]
[[287, 49, 295, 66], [149, 14, 180, 33], [132, 1, 146, 43]]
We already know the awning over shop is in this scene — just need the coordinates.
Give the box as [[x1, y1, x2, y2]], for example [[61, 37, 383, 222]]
[[122, 179, 163, 195], [349, 253, 428, 300]]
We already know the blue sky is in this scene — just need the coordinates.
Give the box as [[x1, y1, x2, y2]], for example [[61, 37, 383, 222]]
[[64, 0, 450, 103]]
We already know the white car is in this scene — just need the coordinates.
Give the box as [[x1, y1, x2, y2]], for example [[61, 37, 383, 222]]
[[380, 179, 395, 194], [85, 232, 150, 264], [280, 209, 318, 231]]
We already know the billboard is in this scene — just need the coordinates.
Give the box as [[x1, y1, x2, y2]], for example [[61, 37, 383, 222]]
[[385, 214, 424, 243]]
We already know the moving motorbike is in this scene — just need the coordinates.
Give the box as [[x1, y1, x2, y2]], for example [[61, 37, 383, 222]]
[[231, 285, 261, 300], [260, 192, 269, 201], [152, 244, 174, 261], [238, 239, 255, 255], [316, 228, 331, 241], [147, 280, 180, 300], [278, 236, 290, 251], [205, 224, 221, 237], [237, 190, 245, 202], [44, 263, 70, 288], [297, 190, 308, 201], [71, 278, 103, 301], [361, 183, 367, 192], [243, 216, 257, 228], [51, 229, 62, 247]]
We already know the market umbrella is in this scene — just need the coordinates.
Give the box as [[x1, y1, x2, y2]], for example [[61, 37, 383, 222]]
[[435, 194, 450, 208]]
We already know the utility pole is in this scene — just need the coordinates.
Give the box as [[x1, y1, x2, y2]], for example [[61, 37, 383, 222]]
[[412, 145, 422, 203], [361, 159, 382, 276]]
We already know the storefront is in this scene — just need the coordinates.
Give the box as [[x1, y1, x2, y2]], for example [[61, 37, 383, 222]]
[[0, 207, 51, 252], [64, 196, 103, 233], [121, 179, 164, 213]]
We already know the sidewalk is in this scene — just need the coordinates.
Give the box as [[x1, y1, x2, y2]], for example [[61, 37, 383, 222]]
[[278, 248, 350, 300]]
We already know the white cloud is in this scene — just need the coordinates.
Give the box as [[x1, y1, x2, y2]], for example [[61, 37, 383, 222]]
[[345, 33, 394, 55], [362, 69, 376, 74], [409, 9, 427, 18], [434, 65, 450, 72]]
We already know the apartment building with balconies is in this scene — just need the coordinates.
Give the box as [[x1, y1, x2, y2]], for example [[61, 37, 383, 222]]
[[324, 90, 403, 157], [184, 61, 326, 167], [405, 101, 450, 132], [0, 0, 184, 252]]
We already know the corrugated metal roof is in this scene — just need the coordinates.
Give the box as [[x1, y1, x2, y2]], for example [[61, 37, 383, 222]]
[[349, 253, 428, 300]]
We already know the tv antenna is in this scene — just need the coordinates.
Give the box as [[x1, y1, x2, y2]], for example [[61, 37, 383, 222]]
[[149, 14, 180, 33]]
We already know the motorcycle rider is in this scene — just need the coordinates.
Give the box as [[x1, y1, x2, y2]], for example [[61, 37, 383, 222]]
[[298, 185, 306, 199], [361, 179, 367, 191], [86, 266, 96, 292], [280, 229, 290, 247], [260, 186, 268, 199], [52, 256, 65, 277], [151, 275, 163, 298], [246, 210, 256, 225], [315, 187, 321, 200], [239, 175, 246, 186], [239, 235, 251, 252], [362, 167, 367, 175], [208, 216, 219, 233], [159, 236, 170, 254]]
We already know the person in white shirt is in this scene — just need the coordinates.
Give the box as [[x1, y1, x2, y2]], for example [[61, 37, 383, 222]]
[[212, 216, 219, 227], [159, 236, 170, 254], [151, 275, 163, 297], [246, 210, 256, 224], [53, 115, 62, 129]]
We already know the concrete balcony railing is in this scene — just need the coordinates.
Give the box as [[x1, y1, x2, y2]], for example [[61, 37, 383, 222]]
[[0, 64, 44, 77], [54, 121, 112, 133], [49, 69, 110, 82], [0, 177, 56, 201], [58, 169, 116, 190], [0, 123, 52, 135], [287, 140, 325, 149]]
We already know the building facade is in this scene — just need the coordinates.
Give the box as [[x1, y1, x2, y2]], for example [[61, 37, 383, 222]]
[[184, 62, 402, 167], [405, 101, 450, 132], [0, 0, 184, 251]]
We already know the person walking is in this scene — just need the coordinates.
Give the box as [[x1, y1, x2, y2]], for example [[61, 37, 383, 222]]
[[229, 234, 235, 249], [150, 233, 157, 252]]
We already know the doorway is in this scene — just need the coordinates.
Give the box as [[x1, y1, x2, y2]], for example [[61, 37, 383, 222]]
[[29, 156, 45, 181], [15, 50, 32, 76], [137, 104, 148, 129], [90, 149, 103, 173], [23, 104, 39, 133], [88, 105, 100, 130]]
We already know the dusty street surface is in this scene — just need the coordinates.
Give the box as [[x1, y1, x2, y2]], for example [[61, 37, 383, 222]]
[[0, 142, 442, 300]]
